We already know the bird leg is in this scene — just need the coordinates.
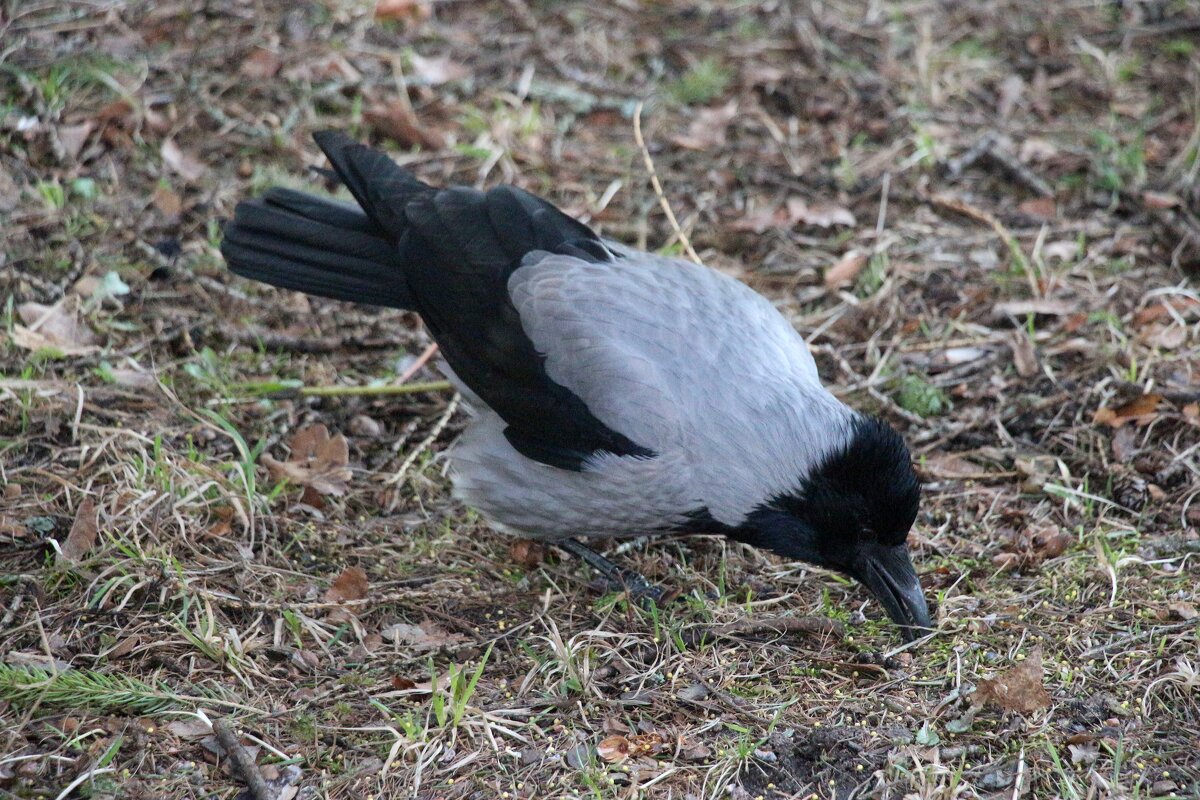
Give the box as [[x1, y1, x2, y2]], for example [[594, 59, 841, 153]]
[[556, 538, 666, 604]]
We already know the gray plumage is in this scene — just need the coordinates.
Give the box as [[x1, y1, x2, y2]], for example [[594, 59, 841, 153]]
[[453, 248, 854, 537]]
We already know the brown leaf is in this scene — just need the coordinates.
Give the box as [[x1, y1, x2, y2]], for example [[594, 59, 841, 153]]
[[57, 121, 95, 160], [670, 100, 738, 151], [727, 205, 789, 233], [363, 102, 445, 150], [1009, 329, 1039, 378], [381, 620, 467, 652], [1142, 191, 1181, 210], [1093, 394, 1162, 429], [509, 538, 546, 568], [1143, 323, 1186, 350], [13, 300, 99, 355], [160, 139, 206, 182], [107, 635, 141, 660], [152, 185, 182, 217], [1031, 525, 1072, 560], [374, 0, 431, 24], [921, 452, 984, 480], [239, 48, 281, 80], [261, 424, 352, 496], [1132, 297, 1200, 327], [597, 735, 632, 763], [60, 498, 98, 562], [975, 648, 1051, 714], [824, 251, 869, 290], [324, 566, 369, 604], [408, 53, 469, 86], [1017, 196, 1056, 221], [1168, 602, 1197, 621], [786, 196, 856, 228]]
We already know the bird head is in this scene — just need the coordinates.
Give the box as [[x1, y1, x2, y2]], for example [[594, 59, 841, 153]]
[[735, 415, 931, 641]]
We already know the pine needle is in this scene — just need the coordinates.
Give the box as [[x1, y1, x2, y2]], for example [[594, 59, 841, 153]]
[[0, 664, 182, 714]]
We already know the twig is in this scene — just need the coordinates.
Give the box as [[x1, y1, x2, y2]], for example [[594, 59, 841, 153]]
[[944, 132, 1053, 197], [924, 192, 1040, 298], [213, 719, 272, 800], [632, 101, 702, 265], [683, 616, 843, 648], [386, 393, 461, 489], [238, 380, 454, 400]]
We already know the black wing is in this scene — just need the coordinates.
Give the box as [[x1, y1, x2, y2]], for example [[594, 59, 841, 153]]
[[310, 131, 656, 470]]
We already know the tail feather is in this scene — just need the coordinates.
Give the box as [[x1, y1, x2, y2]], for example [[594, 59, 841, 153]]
[[220, 187, 413, 309]]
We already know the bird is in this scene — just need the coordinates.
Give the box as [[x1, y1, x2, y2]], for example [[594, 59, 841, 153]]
[[220, 130, 933, 642]]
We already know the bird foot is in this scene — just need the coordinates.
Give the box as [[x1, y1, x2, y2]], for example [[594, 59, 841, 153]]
[[556, 538, 669, 607]]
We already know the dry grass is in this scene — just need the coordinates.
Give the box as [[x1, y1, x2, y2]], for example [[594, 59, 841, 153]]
[[2, 1, 1199, 798]]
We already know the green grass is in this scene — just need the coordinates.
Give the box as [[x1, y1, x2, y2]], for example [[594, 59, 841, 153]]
[[668, 57, 732, 105]]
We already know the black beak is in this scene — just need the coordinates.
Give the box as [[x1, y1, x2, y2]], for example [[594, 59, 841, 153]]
[[853, 543, 932, 642]]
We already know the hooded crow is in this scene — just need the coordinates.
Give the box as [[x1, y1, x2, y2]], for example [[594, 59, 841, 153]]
[[220, 131, 933, 641]]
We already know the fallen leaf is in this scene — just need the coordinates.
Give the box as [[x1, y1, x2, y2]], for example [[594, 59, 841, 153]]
[[1017, 196, 1056, 220], [152, 185, 182, 217], [670, 100, 738, 151], [408, 52, 469, 85], [57, 121, 95, 161], [1093, 394, 1162, 429], [1132, 297, 1200, 326], [1167, 602, 1197, 621], [160, 139, 206, 182], [509, 538, 546, 567], [728, 205, 787, 233], [597, 735, 632, 763], [261, 424, 352, 496], [786, 196, 856, 228], [1009, 329, 1039, 378], [107, 635, 140, 660], [324, 566, 368, 604], [993, 523, 1072, 571], [12, 300, 99, 355], [381, 620, 467, 652], [165, 718, 212, 739], [239, 48, 281, 80], [363, 101, 445, 150], [374, 0, 431, 24], [1143, 323, 1186, 350], [921, 452, 984, 480], [824, 251, 869, 290], [975, 647, 1051, 714], [1041, 241, 1077, 262], [997, 74, 1024, 118], [60, 498, 98, 562], [1142, 191, 1180, 209]]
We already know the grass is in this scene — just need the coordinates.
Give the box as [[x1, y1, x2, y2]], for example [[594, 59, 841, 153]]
[[2, 0, 1198, 798]]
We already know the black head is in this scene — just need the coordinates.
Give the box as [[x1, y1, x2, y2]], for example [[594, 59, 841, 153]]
[[733, 415, 931, 641]]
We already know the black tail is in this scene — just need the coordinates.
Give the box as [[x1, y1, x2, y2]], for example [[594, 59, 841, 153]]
[[219, 130, 434, 309]]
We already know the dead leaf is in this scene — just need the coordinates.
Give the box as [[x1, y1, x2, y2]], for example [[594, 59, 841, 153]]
[[824, 251, 869, 290], [324, 566, 369, 604], [165, 718, 212, 739], [993, 523, 1072, 571], [60, 498, 98, 562], [1042, 240, 1077, 262], [1168, 602, 1197, 621], [786, 196, 856, 228], [1009, 329, 1039, 378], [363, 102, 445, 150], [1093, 394, 1162, 429], [374, 0, 431, 24], [510, 538, 546, 568], [408, 53, 469, 85], [997, 74, 1024, 118], [152, 185, 182, 217], [1142, 191, 1181, 209], [1017, 196, 1056, 220], [12, 300, 99, 355], [160, 139, 206, 182], [107, 635, 141, 660], [975, 647, 1051, 714], [57, 121, 95, 161], [728, 205, 787, 233], [670, 100, 738, 151], [381, 620, 467, 652], [1143, 323, 1186, 350], [239, 48, 281, 80], [921, 452, 985, 480], [261, 424, 352, 496], [1133, 297, 1200, 327], [597, 732, 667, 763]]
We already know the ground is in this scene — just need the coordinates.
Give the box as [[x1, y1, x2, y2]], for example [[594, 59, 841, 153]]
[[2, 1, 1199, 798]]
